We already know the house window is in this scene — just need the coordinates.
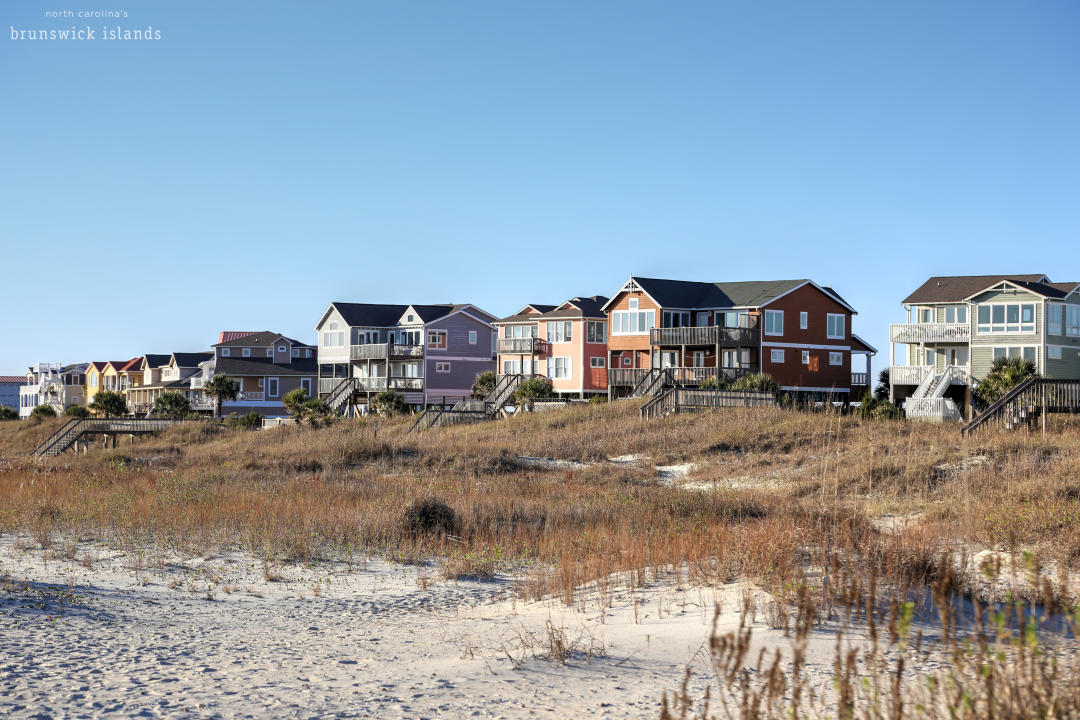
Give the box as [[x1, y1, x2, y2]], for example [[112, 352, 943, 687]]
[[469, 331, 477, 345], [801, 350, 810, 365], [977, 303, 1036, 334], [435, 362, 451, 373], [770, 349, 785, 363], [547, 357, 572, 379], [1048, 346, 1062, 360], [300, 378, 312, 396], [992, 346, 1037, 363], [586, 321, 606, 344], [222, 348, 230, 357], [764, 311, 783, 336], [243, 348, 251, 357], [829, 352, 843, 366], [267, 378, 279, 397], [266, 349, 274, 357], [292, 349, 299, 357], [692, 351, 705, 368], [612, 308, 656, 334], [1067, 305, 1080, 337], [944, 306, 968, 324], [662, 311, 691, 328], [800, 312, 808, 330], [1048, 304, 1063, 335], [320, 331, 345, 347], [428, 331, 447, 350], [919, 308, 933, 323], [826, 314, 845, 339], [278, 345, 287, 353], [590, 356, 606, 368], [622, 356, 632, 367], [547, 321, 572, 343]]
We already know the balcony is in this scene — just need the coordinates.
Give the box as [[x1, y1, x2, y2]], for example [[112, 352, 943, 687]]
[[319, 376, 425, 395], [649, 326, 759, 348], [608, 367, 751, 387], [851, 372, 869, 386], [497, 337, 547, 354], [889, 365, 933, 386], [889, 323, 970, 344], [351, 343, 424, 361], [238, 392, 265, 401]]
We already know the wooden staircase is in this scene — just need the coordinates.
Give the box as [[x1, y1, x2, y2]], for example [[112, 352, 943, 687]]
[[32, 418, 194, 457], [962, 379, 1080, 436]]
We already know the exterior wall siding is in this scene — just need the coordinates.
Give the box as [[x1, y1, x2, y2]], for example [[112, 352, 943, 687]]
[[606, 290, 659, 368], [760, 284, 853, 392]]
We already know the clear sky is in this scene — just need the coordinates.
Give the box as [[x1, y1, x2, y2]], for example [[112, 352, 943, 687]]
[[2, 1, 1077, 374]]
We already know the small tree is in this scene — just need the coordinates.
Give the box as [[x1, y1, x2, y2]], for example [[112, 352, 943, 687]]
[[873, 368, 890, 402], [283, 387, 309, 419], [0, 406, 17, 421], [371, 390, 408, 417], [514, 376, 555, 410], [29, 404, 57, 423], [471, 370, 496, 399], [224, 411, 262, 430], [64, 404, 90, 418], [730, 372, 779, 396], [975, 357, 1038, 405], [153, 391, 191, 419], [204, 374, 239, 419], [89, 391, 128, 417], [282, 388, 335, 427]]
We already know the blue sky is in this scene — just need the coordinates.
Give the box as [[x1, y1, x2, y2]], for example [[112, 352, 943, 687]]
[[2, 1, 1077, 374]]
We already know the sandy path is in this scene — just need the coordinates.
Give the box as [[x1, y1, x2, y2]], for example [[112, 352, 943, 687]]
[[0, 536, 833, 719]]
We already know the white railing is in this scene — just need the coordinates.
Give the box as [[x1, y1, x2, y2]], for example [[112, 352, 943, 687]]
[[904, 397, 962, 422], [851, 372, 869, 386], [889, 365, 933, 386], [889, 323, 970, 344], [238, 392, 265, 401]]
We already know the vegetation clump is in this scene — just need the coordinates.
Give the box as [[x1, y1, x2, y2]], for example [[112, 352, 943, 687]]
[[403, 498, 457, 537], [976, 356, 1038, 405], [63, 405, 90, 418]]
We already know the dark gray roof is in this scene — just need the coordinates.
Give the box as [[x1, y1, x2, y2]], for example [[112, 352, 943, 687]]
[[630, 277, 815, 309], [902, 275, 1048, 304], [61, 363, 88, 374], [170, 352, 214, 368], [542, 295, 610, 319], [329, 302, 463, 327], [141, 354, 171, 369], [214, 357, 317, 377], [215, 331, 313, 348]]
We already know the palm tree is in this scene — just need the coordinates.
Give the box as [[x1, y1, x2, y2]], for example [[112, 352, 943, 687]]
[[204, 374, 239, 419], [975, 357, 1038, 405], [153, 391, 192, 419]]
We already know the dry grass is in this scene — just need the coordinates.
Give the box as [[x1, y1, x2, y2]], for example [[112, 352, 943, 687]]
[[2, 402, 1080, 604]]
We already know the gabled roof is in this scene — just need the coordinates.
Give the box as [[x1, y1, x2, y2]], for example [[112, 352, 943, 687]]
[[218, 331, 261, 343], [542, 295, 610, 319], [214, 331, 313, 349], [61, 363, 88, 374], [86, 362, 108, 373], [104, 358, 141, 373], [140, 354, 171, 370], [213, 357, 317, 377], [602, 277, 849, 312], [902, 275, 1049, 305], [321, 302, 456, 328], [169, 352, 214, 368], [497, 303, 555, 324]]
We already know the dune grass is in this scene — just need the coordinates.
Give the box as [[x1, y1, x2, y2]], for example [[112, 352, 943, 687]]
[[1, 402, 1079, 605]]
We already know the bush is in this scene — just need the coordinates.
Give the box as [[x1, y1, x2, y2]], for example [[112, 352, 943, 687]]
[[857, 393, 903, 421], [224, 412, 262, 430], [0, 406, 17, 421], [471, 370, 496, 399], [29, 404, 57, 422], [588, 394, 608, 404], [371, 390, 408, 417], [153, 391, 191, 419], [403, 498, 457, 536], [63, 405, 90, 418], [699, 377, 728, 390], [514, 377, 555, 409], [89, 391, 128, 417], [730, 372, 778, 395]]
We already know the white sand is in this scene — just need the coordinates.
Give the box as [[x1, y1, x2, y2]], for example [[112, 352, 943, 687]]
[[0, 535, 843, 719]]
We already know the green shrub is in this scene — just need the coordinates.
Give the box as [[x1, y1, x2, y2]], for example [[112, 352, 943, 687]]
[[403, 498, 457, 536], [0, 406, 17, 421], [64, 404, 90, 418], [514, 377, 555, 409], [730, 373, 779, 395], [975, 357, 1038, 405], [471, 370, 496, 399], [30, 404, 57, 422], [224, 412, 262, 430], [371, 390, 408, 417]]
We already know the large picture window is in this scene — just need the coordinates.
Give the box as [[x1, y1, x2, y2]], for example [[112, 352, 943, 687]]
[[547, 321, 572, 343], [1067, 305, 1080, 337], [1048, 304, 1063, 335], [586, 321, 606, 344], [546, 357, 572, 379], [612, 308, 656, 334], [976, 303, 1036, 334]]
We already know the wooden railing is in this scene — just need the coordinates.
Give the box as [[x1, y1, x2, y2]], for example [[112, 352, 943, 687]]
[[641, 388, 776, 420], [961, 379, 1080, 436], [889, 365, 933, 386], [351, 343, 424, 361], [608, 369, 650, 387], [33, 418, 200, 457], [610, 366, 752, 389], [889, 323, 970, 344], [851, 372, 869, 386], [497, 338, 546, 354], [650, 326, 758, 347]]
